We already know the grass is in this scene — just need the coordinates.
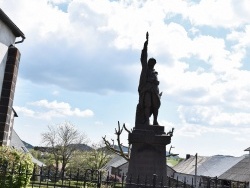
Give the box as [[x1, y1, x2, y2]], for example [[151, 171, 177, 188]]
[[167, 158, 183, 167]]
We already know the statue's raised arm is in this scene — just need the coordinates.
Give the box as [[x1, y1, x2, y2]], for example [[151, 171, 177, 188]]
[[138, 32, 149, 93], [140, 32, 148, 67]]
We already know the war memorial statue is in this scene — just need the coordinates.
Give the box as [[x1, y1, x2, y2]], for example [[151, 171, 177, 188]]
[[126, 32, 173, 187], [136, 32, 162, 126]]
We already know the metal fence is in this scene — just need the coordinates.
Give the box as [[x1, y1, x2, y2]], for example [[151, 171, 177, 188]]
[[0, 163, 248, 188]]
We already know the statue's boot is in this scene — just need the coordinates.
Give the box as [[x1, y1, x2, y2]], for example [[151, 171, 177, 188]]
[[153, 108, 159, 125], [145, 107, 150, 125], [153, 120, 159, 125]]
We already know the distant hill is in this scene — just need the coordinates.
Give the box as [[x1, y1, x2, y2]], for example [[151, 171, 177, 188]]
[[113, 145, 129, 153], [69, 144, 93, 151], [22, 140, 34, 149], [33, 143, 93, 152], [99, 145, 129, 154]]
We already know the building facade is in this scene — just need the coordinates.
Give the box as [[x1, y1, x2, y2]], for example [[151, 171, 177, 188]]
[[0, 8, 25, 146]]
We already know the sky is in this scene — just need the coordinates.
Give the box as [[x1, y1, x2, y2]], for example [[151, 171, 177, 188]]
[[1, 0, 250, 158]]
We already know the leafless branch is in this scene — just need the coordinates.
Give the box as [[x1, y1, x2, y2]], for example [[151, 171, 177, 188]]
[[102, 121, 130, 161], [102, 135, 129, 161], [123, 123, 132, 134], [167, 128, 174, 137]]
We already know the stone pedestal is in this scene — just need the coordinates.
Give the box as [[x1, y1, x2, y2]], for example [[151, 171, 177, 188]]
[[126, 125, 171, 187]]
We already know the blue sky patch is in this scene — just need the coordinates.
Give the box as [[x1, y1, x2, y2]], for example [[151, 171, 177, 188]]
[[180, 56, 211, 72], [241, 47, 250, 70]]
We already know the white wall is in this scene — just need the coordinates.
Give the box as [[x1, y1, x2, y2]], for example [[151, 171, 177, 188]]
[[174, 172, 203, 187], [0, 19, 16, 98], [0, 43, 8, 96], [0, 20, 16, 46]]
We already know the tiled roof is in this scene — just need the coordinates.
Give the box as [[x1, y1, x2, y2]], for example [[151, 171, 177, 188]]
[[219, 156, 250, 182], [173, 155, 244, 177], [110, 157, 127, 168], [10, 129, 28, 151], [197, 155, 244, 177], [102, 154, 128, 171], [173, 155, 208, 175]]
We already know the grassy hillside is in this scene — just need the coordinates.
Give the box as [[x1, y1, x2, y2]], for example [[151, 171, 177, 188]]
[[167, 157, 183, 167]]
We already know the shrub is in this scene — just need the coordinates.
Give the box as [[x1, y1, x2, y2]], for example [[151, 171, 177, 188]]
[[0, 146, 34, 188]]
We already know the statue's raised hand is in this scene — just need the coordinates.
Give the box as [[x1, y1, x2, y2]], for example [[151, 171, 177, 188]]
[[144, 32, 149, 48]]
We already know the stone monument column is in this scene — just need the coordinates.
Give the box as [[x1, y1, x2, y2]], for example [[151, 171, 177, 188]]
[[126, 33, 172, 187]]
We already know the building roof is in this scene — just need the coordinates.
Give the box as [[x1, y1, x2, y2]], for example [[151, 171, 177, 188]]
[[197, 155, 244, 177], [219, 156, 250, 182], [173, 155, 244, 177], [0, 8, 25, 40], [10, 129, 28, 150], [10, 129, 44, 167], [102, 154, 128, 171], [244, 147, 250, 152], [173, 155, 208, 175], [110, 157, 127, 168], [12, 107, 18, 117]]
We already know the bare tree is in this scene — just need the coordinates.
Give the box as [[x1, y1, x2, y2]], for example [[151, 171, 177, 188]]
[[102, 121, 132, 161], [41, 121, 88, 174]]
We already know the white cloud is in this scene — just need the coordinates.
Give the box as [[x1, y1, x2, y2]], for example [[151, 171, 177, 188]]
[[158, 62, 217, 105], [184, 0, 250, 28], [176, 123, 240, 138], [231, 0, 250, 24], [2, 0, 68, 39], [2, 0, 250, 52], [3, 0, 249, 110], [178, 105, 250, 127], [15, 100, 94, 120], [227, 25, 250, 51], [234, 136, 250, 143], [159, 120, 175, 132], [14, 106, 35, 117], [187, 0, 236, 27]]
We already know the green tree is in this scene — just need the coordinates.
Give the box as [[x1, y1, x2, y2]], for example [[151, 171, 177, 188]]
[[67, 150, 88, 173], [84, 144, 111, 170], [0, 146, 34, 188], [68, 143, 111, 172], [29, 149, 54, 166], [41, 121, 88, 174]]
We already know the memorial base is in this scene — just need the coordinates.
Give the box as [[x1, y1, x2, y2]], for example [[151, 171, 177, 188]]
[[126, 125, 171, 187]]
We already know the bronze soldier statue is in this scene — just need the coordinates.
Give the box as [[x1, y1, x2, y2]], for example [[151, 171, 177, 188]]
[[135, 32, 162, 126]]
